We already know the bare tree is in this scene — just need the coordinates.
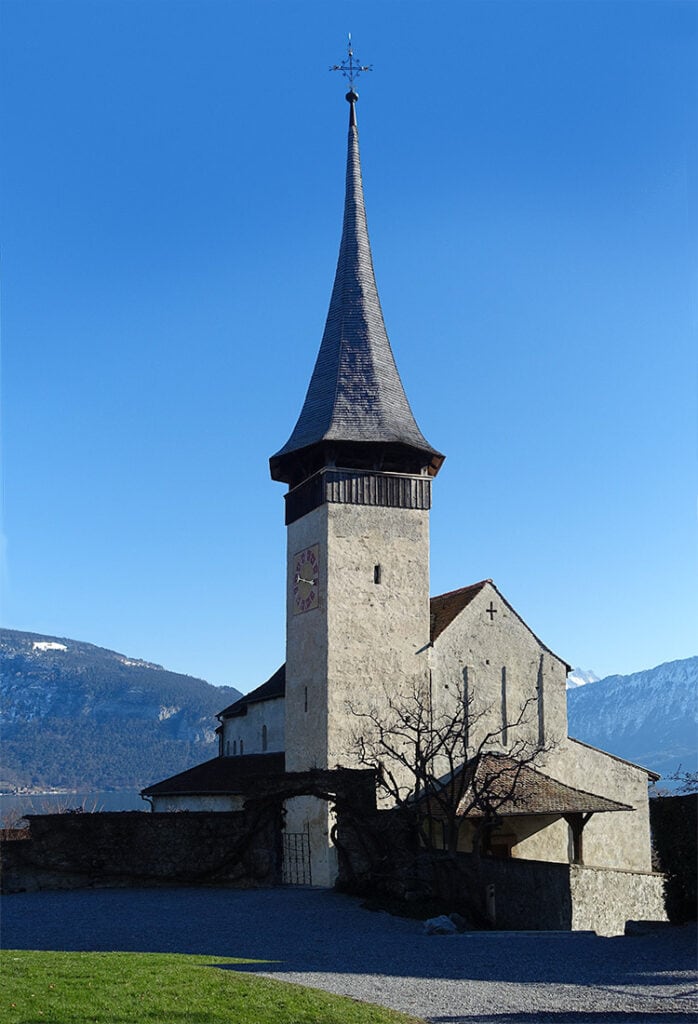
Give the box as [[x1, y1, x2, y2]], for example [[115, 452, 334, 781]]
[[669, 767, 698, 795], [650, 764, 698, 797], [347, 676, 554, 866]]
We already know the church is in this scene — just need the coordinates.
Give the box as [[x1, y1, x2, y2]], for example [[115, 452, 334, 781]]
[[143, 65, 659, 902]]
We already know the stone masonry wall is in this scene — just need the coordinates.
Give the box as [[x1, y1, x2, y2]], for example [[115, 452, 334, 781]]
[[336, 808, 666, 934], [465, 855, 573, 930], [469, 858, 666, 934], [285, 501, 431, 886], [570, 863, 667, 936], [337, 810, 572, 928], [1, 808, 281, 893]]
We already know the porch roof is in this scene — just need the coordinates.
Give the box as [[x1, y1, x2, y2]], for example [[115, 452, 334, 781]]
[[447, 755, 633, 817]]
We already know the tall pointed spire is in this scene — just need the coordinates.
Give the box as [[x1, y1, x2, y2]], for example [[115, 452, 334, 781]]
[[270, 79, 443, 488]]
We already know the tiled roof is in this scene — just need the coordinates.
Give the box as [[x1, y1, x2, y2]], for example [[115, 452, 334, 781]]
[[453, 754, 633, 817], [270, 95, 443, 485], [430, 581, 490, 641], [141, 752, 285, 797], [218, 665, 285, 719]]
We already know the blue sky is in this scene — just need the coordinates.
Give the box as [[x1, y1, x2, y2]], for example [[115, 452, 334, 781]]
[[1, 0, 696, 690]]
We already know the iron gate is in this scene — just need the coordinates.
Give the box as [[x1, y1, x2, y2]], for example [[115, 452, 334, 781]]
[[282, 830, 311, 885]]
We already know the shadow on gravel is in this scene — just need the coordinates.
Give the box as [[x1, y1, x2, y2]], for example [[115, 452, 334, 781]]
[[430, 1015, 698, 1023], [216, 955, 698, 990], [429, 1011, 695, 1019], [2, 888, 696, 990]]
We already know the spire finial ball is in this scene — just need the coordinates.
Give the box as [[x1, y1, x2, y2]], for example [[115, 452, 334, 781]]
[[346, 90, 359, 104]]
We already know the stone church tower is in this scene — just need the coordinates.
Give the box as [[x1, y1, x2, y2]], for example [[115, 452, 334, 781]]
[[144, 71, 661, 919], [269, 87, 443, 881]]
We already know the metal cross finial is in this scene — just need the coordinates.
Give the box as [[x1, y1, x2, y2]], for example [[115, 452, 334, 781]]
[[330, 33, 372, 90]]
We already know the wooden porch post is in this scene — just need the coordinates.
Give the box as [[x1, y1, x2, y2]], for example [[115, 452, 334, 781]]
[[564, 812, 593, 864]]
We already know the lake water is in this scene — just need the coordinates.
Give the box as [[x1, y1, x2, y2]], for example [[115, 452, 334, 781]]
[[0, 789, 146, 823]]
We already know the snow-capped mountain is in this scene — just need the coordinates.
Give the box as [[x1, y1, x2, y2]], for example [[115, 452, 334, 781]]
[[566, 657, 697, 784], [566, 667, 601, 689], [0, 629, 242, 793]]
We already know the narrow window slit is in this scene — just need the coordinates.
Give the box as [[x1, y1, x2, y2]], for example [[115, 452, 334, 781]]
[[501, 667, 508, 747], [374, 564, 382, 584]]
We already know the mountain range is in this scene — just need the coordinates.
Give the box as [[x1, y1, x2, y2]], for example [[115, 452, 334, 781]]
[[1, 628, 695, 793], [566, 657, 697, 785], [0, 629, 241, 793]]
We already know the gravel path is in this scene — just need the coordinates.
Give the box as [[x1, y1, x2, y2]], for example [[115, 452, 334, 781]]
[[2, 887, 696, 1023]]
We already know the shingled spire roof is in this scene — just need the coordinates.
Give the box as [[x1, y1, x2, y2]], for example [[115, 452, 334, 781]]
[[270, 90, 444, 487]]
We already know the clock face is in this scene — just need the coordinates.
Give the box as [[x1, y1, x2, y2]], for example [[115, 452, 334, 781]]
[[293, 544, 319, 614]]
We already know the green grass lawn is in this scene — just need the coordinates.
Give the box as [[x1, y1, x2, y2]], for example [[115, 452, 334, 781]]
[[1, 950, 424, 1024]]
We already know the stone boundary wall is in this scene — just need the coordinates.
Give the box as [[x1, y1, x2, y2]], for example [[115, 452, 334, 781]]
[[1, 809, 281, 893], [472, 857, 666, 935], [462, 855, 573, 930], [570, 864, 667, 936], [2, 806, 668, 936], [336, 809, 666, 935]]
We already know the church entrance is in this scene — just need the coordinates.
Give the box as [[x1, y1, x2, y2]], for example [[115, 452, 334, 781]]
[[282, 829, 312, 885]]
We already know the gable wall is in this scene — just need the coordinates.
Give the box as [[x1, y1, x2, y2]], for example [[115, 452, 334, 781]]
[[429, 583, 569, 755], [221, 697, 284, 758]]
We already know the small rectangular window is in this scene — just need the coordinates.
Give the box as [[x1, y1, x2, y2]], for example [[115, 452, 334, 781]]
[[304, 686, 308, 712], [374, 564, 381, 584]]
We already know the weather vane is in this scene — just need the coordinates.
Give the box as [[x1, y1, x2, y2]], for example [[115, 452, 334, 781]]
[[330, 33, 372, 91]]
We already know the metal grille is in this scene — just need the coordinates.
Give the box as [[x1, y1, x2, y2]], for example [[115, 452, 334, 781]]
[[282, 831, 312, 886]]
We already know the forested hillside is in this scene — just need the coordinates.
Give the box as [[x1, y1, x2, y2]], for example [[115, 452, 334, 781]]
[[0, 629, 242, 792]]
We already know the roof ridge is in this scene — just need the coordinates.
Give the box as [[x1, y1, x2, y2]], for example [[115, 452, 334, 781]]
[[218, 664, 285, 718], [431, 580, 492, 602], [567, 737, 660, 779]]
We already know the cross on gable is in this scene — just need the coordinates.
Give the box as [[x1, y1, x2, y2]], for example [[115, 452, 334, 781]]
[[486, 601, 497, 621]]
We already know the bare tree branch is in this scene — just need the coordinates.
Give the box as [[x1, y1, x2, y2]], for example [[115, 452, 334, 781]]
[[347, 678, 555, 859]]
